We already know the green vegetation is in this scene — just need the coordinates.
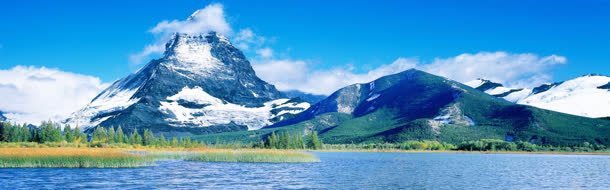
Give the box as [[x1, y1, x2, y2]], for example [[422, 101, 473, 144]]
[[0, 122, 205, 148], [185, 149, 319, 163], [261, 131, 322, 150], [456, 139, 607, 152], [322, 139, 608, 153], [0, 148, 153, 168]]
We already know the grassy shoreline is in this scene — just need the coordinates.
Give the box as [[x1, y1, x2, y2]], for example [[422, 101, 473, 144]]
[[315, 149, 610, 155], [0, 147, 319, 168]]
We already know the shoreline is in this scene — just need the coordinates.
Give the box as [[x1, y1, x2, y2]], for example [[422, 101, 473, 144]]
[[313, 149, 610, 156]]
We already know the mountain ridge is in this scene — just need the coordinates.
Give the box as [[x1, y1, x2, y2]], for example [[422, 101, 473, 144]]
[[466, 75, 610, 118], [65, 32, 309, 134], [257, 69, 610, 146]]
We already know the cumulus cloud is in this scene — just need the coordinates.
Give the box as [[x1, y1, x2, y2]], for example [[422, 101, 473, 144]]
[[150, 3, 231, 36], [130, 3, 232, 64], [0, 66, 108, 124], [233, 28, 267, 51], [256, 48, 273, 58], [253, 58, 418, 95], [420, 52, 566, 87], [128, 43, 166, 64], [253, 52, 565, 95]]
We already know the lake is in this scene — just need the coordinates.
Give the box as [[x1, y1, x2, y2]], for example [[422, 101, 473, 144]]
[[1, 152, 608, 189]]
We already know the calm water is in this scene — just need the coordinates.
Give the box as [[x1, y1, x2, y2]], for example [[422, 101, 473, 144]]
[[0, 152, 608, 189]]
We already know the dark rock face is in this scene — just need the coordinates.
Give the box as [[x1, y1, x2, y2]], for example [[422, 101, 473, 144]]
[[493, 88, 524, 98], [475, 79, 503, 91], [598, 82, 610, 90], [68, 32, 305, 135], [0, 111, 6, 122], [531, 82, 562, 94]]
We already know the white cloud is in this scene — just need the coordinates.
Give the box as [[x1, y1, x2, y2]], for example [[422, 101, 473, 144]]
[[256, 48, 273, 58], [128, 43, 166, 64], [420, 52, 566, 87], [0, 66, 108, 124], [253, 52, 565, 95], [130, 3, 232, 64], [149, 3, 231, 36], [253, 58, 417, 95]]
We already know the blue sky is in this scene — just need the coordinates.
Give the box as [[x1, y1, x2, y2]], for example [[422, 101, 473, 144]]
[[0, 0, 609, 83]]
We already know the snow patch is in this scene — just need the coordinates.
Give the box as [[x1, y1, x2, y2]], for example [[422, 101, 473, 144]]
[[159, 87, 308, 130], [65, 87, 140, 129], [518, 75, 610, 118], [366, 94, 380, 101], [464, 79, 486, 88]]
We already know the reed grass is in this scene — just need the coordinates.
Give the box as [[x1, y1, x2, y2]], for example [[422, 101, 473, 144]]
[[185, 149, 320, 163], [0, 148, 153, 168], [0, 147, 319, 168]]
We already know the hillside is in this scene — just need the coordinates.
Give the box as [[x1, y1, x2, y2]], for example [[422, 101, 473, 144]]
[[195, 69, 610, 146]]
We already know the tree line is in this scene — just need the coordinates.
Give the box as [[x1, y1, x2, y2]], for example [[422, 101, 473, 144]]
[[0, 122, 202, 148], [260, 131, 323, 150], [0, 121, 86, 144], [90, 127, 202, 147]]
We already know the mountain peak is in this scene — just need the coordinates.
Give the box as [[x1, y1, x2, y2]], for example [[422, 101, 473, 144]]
[[464, 78, 503, 91], [164, 32, 229, 58], [65, 30, 304, 133]]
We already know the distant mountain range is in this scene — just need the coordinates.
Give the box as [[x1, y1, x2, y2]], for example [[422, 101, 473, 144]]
[[255, 69, 609, 146], [50, 30, 610, 146], [465, 75, 610, 118], [65, 32, 310, 135], [281, 90, 326, 104]]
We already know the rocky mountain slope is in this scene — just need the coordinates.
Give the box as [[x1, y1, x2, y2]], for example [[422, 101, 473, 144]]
[[256, 69, 610, 146], [0, 111, 6, 122], [65, 32, 309, 135]]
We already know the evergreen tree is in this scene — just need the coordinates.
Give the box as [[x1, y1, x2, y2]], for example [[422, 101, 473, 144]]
[[171, 137, 179, 147], [267, 131, 279, 149], [107, 127, 116, 143], [72, 126, 86, 143], [64, 125, 75, 143], [279, 132, 289, 149], [37, 121, 63, 143], [129, 131, 142, 145], [142, 129, 155, 146], [91, 127, 108, 143], [0, 122, 7, 142], [7, 124, 19, 142], [158, 134, 168, 147], [115, 126, 125, 143], [307, 131, 322, 150]]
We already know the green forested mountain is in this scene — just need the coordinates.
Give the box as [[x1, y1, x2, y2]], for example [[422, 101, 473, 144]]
[[195, 69, 610, 146]]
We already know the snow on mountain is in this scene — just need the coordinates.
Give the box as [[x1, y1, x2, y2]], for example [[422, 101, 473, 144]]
[[464, 79, 531, 102], [159, 86, 308, 130], [520, 75, 610, 118], [466, 75, 610, 118], [65, 32, 309, 133]]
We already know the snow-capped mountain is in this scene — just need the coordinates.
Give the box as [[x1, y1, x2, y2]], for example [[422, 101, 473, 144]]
[[466, 75, 610, 118], [464, 79, 532, 102], [65, 32, 309, 134], [269, 69, 610, 145]]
